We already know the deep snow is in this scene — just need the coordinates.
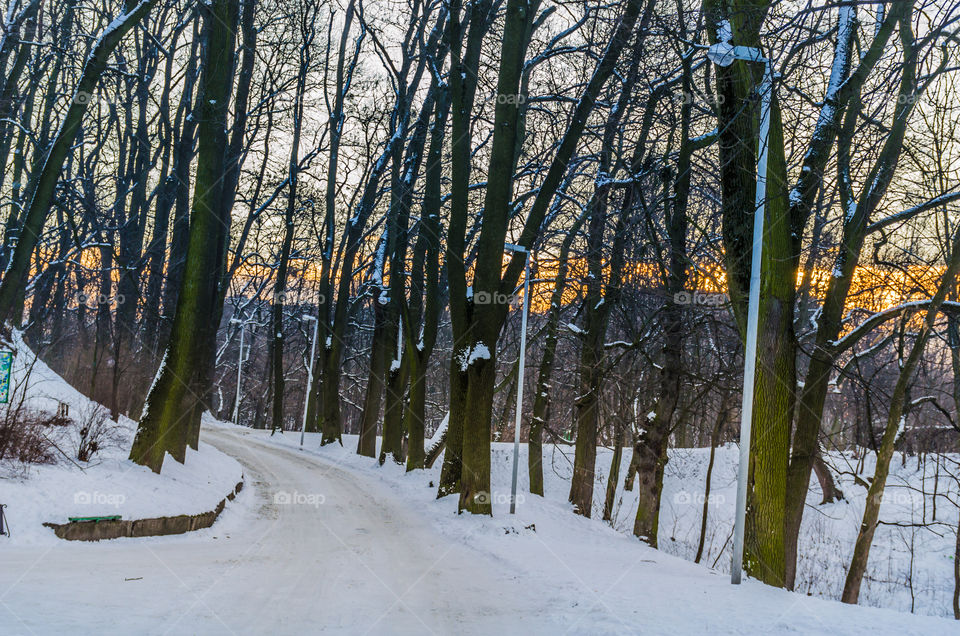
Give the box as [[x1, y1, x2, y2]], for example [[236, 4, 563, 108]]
[[646, 445, 960, 618]]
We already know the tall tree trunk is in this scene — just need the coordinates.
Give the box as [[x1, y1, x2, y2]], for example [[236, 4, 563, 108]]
[[458, 0, 535, 514], [784, 0, 918, 588], [568, 200, 610, 517], [404, 80, 449, 471], [357, 248, 387, 458], [308, 0, 359, 435], [453, 0, 647, 513], [529, 206, 586, 495], [128, 0, 238, 472], [140, 10, 184, 352], [437, 0, 493, 497], [571, 20, 647, 518], [160, 22, 200, 342], [706, 0, 796, 586], [186, 0, 259, 448], [632, 29, 693, 544], [114, 30, 159, 417], [378, 7, 447, 465]]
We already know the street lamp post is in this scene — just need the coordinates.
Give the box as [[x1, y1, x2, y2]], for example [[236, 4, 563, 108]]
[[300, 314, 319, 447], [505, 243, 531, 515], [707, 41, 774, 585]]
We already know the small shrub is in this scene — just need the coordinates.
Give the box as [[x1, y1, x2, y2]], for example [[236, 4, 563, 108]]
[[0, 409, 59, 464], [73, 403, 121, 462]]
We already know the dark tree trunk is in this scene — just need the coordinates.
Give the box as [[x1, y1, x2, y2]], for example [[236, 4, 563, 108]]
[[357, 277, 387, 458], [528, 206, 583, 495], [129, 0, 238, 472]]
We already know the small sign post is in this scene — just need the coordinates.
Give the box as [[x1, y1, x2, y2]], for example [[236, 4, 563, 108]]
[[0, 350, 12, 404]]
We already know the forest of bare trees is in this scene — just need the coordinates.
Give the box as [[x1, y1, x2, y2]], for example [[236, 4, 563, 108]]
[[4, 0, 960, 610]]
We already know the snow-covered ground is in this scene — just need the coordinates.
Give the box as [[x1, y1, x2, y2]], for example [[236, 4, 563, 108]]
[[652, 446, 960, 618], [521, 438, 960, 618], [250, 428, 960, 620], [5, 423, 954, 634], [0, 333, 243, 545]]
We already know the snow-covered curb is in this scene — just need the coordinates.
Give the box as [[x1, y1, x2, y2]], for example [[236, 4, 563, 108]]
[[1, 439, 246, 545], [0, 333, 245, 545], [0, 444, 243, 545], [42, 478, 244, 541]]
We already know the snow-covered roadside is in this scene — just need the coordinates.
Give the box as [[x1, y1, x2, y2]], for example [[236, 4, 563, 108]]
[[221, 423, 960, 631], [0, 334, 244, 545], [1, 438, 245, 545], [655, 446, 960, 617]]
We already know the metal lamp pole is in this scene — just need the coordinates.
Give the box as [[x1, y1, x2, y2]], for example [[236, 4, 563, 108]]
[[505, 243, 531, 514], [300, 314, 319, 447], [707, 41, 774, 585]]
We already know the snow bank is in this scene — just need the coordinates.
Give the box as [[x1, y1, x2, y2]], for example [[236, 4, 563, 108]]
[[0, 334, 243, 545], [654, 446, 960, 618]]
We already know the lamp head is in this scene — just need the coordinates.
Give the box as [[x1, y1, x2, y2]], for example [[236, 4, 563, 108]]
[[707, 42, 736, 67]]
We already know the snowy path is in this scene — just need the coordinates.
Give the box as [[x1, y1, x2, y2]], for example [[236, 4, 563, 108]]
[[2, 425, 957, 635], [1, 426, 548, 634]]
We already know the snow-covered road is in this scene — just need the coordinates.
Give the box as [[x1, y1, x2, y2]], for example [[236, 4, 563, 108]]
[[2, 425, 957, 635], [1, 426, 549, 634]]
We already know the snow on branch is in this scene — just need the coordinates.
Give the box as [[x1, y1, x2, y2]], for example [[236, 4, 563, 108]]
[[867, 191, 960, 234], [829, 300, 960, 354]]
